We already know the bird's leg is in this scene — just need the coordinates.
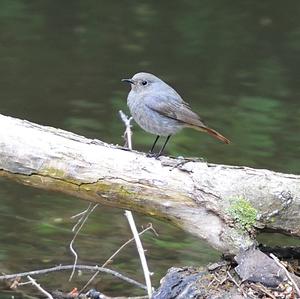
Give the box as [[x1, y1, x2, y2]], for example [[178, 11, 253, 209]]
[[147, 135, 160, 157], [155, 135, 171, 159], [150, 135, 160, 153]]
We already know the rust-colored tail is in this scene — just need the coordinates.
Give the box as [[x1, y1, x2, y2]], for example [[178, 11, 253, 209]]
[[191, 125, 230, 144]]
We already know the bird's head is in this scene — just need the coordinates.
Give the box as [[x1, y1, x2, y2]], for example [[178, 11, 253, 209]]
[[122, 72, 163, 94]]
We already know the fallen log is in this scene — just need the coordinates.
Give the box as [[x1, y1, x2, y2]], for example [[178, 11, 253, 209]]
[[0, 113, 299, 255]]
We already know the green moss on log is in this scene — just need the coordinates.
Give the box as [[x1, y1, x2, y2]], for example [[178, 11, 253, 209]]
[[227, 196, 257, 231]]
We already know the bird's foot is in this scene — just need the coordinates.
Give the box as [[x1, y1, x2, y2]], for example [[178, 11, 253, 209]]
[[146, 152, 162, 159], [155, 153, 162, 159], [146, 152, 156, 158]]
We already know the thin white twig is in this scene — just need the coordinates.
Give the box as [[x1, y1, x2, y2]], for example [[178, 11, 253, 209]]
[[71, 203, 92, 232], [79, 224, 157, 293], [103, 223, 157, 268], [270, 253, 300, 297], [119, 110, 133, 149], [27, 275, 53, 299], [17, 281, 32, 286], [125, 211, 153, 298], [69, 203, 98, 281], [71, 203, 92, 219], [119, 110, 153, 298]]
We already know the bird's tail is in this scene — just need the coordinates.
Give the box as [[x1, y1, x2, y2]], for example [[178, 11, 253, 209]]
[[190, 125, 230, 144]]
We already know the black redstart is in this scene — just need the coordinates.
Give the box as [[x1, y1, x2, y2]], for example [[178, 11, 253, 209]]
[[122, 72, 230, 157]]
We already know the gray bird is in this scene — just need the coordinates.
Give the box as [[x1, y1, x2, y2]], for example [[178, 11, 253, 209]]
[[122, 72, 230, 158]]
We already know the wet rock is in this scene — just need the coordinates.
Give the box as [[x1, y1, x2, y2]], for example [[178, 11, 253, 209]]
[[235, 247, 286, 287]]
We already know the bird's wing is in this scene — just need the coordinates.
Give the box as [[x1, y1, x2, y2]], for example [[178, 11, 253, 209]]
[[144, 94, 206, 128]]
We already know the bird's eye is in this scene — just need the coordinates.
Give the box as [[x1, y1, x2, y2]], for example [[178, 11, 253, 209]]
[[141, 80, 148, 86]]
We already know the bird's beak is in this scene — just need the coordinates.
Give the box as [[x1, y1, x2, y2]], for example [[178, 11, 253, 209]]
[[121, 78, 135, 85]]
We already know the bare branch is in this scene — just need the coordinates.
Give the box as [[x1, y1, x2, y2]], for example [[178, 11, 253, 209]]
[[119, 110, 133, 149], [125, 211, 153, 298], [119, 110, 153, 298], [226, 271, 247, 298], [27, 275, 53, 299], [69, 203, 99, 281], [270, 253, 300, 297], [71, 203, 92, 222], [56, 288, 149, 299], [79, 224, 157, 293], [0, 265, 147, 290], [103, 224, 157, 268]]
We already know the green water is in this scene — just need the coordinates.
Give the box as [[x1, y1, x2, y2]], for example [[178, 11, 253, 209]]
[[0, 1, 299, 297]]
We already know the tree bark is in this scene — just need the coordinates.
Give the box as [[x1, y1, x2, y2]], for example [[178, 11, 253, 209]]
[[0, 114, 299, 255]]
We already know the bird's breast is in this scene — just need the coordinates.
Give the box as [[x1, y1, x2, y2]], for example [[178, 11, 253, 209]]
[[127, 93, 183, 136]]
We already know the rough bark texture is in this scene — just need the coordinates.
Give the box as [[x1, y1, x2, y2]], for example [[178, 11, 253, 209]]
[[0, 114, 299, 255]]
